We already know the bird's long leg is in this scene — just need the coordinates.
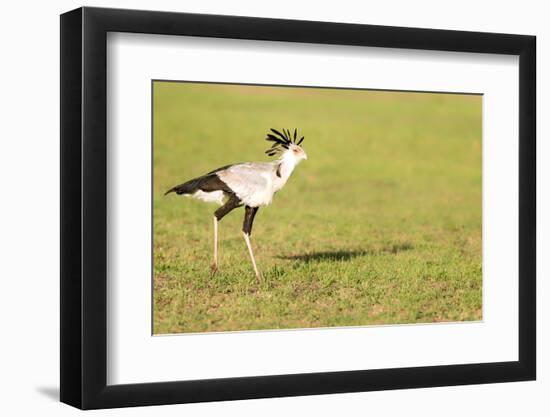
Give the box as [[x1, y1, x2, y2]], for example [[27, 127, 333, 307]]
[[212, 216, 218, 273], [212, 194, 242, 275], [242, 206, 261, 279], [243, 233, 260, 279]]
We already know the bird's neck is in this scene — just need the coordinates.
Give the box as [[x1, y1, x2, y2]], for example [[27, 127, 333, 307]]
[[276, 153, 299, 184]]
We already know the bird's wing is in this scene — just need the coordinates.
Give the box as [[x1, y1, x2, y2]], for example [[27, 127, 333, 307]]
[[217, 163, 274, 205]]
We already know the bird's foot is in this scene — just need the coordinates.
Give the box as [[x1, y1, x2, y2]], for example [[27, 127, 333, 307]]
[[210, 263, 218, 277]]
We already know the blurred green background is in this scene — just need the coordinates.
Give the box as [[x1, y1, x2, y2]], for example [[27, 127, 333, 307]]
[[153, 81, 482, 334]]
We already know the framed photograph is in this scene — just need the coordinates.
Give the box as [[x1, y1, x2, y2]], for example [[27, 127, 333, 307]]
[[60, 6, 536, 409]]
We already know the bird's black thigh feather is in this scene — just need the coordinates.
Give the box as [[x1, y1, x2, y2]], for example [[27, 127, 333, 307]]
[[214, 194, 242, 221], [242, 206, 259, 236]]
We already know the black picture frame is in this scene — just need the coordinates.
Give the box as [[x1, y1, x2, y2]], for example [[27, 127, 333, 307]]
[[60, 6, 536, 410]]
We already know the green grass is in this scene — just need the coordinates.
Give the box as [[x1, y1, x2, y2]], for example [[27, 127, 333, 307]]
[[153, 82, 482, 334]]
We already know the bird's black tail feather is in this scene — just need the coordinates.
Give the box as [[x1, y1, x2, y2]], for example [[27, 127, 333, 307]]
[[164, 177, 203, 196], [165, 172, 233, 196]]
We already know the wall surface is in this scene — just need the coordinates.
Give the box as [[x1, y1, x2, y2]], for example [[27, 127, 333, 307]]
[[0, 0, 546, 415]]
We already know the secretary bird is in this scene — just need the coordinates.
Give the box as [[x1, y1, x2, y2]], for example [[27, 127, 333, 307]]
[[165, 128, 307, 279]]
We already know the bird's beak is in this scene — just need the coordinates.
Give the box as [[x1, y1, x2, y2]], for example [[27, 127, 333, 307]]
[[303, 152, 308, 160]]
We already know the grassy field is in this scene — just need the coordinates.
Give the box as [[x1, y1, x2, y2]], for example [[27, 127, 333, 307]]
[[153, 82, 482, 334]]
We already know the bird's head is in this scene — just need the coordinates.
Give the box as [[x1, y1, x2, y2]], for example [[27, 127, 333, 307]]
[[265, 128, 307, 163]]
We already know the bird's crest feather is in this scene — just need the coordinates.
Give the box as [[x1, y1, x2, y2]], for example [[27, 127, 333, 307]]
[[265, 127, 305, 156]]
